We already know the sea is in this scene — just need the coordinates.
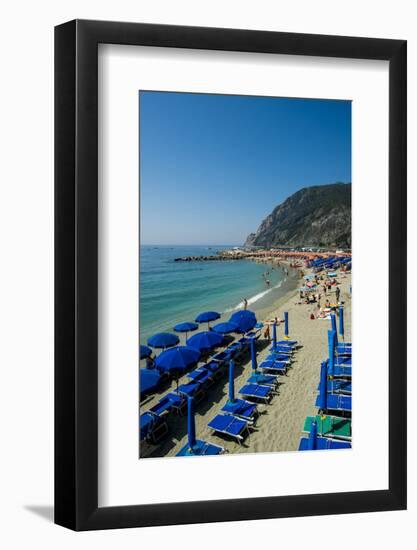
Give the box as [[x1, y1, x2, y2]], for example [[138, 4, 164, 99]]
[[139, 245, 299, 344]]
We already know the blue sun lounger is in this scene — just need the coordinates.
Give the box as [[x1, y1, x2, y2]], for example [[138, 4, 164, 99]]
[[299, 421, 351, 451], [149, 392, 184, 416], [266, 352, 291, 363], [212, 349, 234, 364], [221, 399, 258, 423], [317, 362, 352, 413], [177, 440, 225, 456], [327, 361, 352, 378], [239, 382, 273, 403], [260, 360, 287, 374], [317, 378, 352, 395], [270, 340, 297, 352], [204, 359, 226, 380], [140, 412, 168, 444], [177, 381, 205, 404], [299, 437, 351, 450], [316, 392, 352, 413], [187, 367, 214, 387], [247, 372, 278, 388], [208, 413, 250, 444], [335, 355, 352, 366], [328, 378, 352, 394]]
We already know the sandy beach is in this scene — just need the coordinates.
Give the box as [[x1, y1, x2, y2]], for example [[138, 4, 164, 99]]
[[140, 268, 351, 458]]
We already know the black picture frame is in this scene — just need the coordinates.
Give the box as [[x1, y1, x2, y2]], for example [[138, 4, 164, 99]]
[[55, 19, 407, 531]]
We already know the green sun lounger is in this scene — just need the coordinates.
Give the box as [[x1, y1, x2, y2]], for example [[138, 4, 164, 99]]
[[303, 415, 352, 441]]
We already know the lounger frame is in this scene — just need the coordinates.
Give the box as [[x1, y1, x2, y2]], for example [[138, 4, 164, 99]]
[[55, 20, 406, 530]]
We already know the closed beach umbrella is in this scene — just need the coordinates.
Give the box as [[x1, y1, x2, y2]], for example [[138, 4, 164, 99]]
[[228, 360, 235, 403], [147, 332, 179, 350], [330, 314, 339, 345], [327, 330, 336, 378], [140, 344, 152, 360], [139, 368, 161, 398], [187, 331, 223, 352], [195, 311, 221, 328], [284, 312, 289, 337], [187, 396, 197, 451], [339, 306, 345, 341], [317, 361, 328, 411], [250, 337, 258, 372], [173, 321, 199, 342], [155, 346, 201, 374], [307, 421, 318, 450], [272, 321, 277, 348], [229, 310, 257, 333], [212, 321, 239, 335]]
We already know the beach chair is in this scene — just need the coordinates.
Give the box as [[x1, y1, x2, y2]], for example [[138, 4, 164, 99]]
[[317, 377, 352, 395], [303, 415, 352, 441], [316, 392, 352, 414], [140, 412, 169, 444], [270, 340, 298, 352], [328, 378, 352, 395], [221, 398, 258, 423], [177, 381, 205, 405], [247, 372, 278, 388], [239, 382, 273, 403], [299, 422, 351, 451], [327, 361, 352, 378], [149, 392, 184, 417], [187, 367, 214, 388], [299, 436, 351, 450], [260, 359, 287, 374], [176, 440, 225, 456], [208, 413, 250, 444], [204, 359, 226, 380], [266, 352, 292, 363], [212, 349, 234, 364]]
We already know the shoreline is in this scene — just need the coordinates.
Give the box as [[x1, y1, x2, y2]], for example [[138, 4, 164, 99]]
[[140, 268, 351, 458]]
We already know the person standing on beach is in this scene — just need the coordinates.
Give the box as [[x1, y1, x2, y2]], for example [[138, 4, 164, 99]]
[[243, 298, 248, 310], [335, 286, 341, 302], [264, 323, 271, 341]]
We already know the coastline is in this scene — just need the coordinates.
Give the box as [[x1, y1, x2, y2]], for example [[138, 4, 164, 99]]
[[140, 268, 351, 458]]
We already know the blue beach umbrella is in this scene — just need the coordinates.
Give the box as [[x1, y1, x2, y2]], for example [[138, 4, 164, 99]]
[[139, 368, 161, 398], [339, 306, 345, 341], [330, 314, 339, 346], [228, 359, 235, 403], [229, 310, 257, 333], [140, 344, 152, 360], [250, 337, 258, 372], [212, 321, 239, 335], [307, 421, 318, 450], [173, 321, 199, 342], [317, 361, 328, 411], [187, 396, 197, 451], [328, 330, 336, 378], [155, 346, 201, 374], [147, 332, 180, 350], [272, 321, 277, 348], [195, 311, 221, 327], [187, 331, 224, 352], [284, 312, 289, 338]]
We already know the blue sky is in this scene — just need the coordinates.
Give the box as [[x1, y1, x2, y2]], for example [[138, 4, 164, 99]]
[[140, 91, 351, 245]]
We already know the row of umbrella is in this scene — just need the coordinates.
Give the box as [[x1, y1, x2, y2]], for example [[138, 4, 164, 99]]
[[141, 309, 258, 355], [140, 310, 259, 399]]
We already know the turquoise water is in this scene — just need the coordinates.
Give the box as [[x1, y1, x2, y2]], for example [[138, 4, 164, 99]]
[[139, 245, 298, 344]]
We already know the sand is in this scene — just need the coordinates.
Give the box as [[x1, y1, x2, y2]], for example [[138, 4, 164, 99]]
[[140, 269, 351, 458]]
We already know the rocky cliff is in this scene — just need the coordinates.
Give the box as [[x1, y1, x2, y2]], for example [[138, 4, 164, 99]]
[[245, 183, 351, 248]]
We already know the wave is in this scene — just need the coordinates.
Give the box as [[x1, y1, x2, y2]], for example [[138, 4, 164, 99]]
[[223, 280, 284, 313]]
